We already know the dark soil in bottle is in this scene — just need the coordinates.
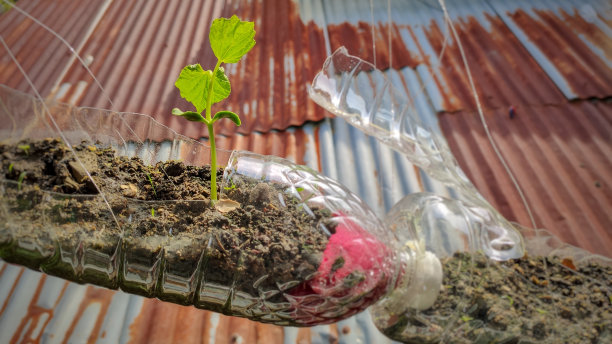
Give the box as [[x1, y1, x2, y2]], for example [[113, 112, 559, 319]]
[[382, 252, 612, 344], [0, 138, 332, 316]]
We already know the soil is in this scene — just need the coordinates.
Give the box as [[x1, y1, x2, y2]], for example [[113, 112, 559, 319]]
[[381, 252, 612, 344], [0, 138, 332, 317]]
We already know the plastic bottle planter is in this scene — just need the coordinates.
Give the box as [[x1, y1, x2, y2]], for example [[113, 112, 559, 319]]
[[309, 48, 612, 342], [371, 193, 612, 343], [0, 85, 412, 326]]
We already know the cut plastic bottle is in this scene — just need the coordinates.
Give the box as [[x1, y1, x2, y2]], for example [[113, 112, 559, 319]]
[[0, 85, 423, 326], [309, 47, 612, 342]]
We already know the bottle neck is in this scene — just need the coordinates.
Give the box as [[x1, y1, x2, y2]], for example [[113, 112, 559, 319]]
[[378, 249, 443, 315]]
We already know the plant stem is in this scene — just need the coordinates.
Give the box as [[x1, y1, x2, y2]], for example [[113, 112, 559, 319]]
[[207, 121, 217, 202], [205, 59, 223, 203]]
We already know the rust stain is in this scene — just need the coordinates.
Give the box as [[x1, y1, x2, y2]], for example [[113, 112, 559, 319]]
[[126, 298, 284, 344], [61, 285, 115, 344], [295, 328, 311, 344], [423, 14, 566, 112], [313, 124, 322, 172], [327, 21, 421, 70], [9, 275, 68, 344], [126, 299, 157, 344], [562, 9, 612, 62], [328, 323, 339, 344], [0, 265, 23, 317], [171, 306, 208, 344], [138, 301, 181, 344], [10, 275, 46, 344], [510, 9, 612, 99], [439, 100, 612, 258], [225, 317, 258, 343], [255, 322, 283, 344]]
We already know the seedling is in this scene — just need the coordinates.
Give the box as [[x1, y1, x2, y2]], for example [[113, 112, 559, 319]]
[[145, 171, 157, 197], [223, 182, 236, 191], [17, 171, 26, 190], [18, 144, 30, 156], [503, 294, 514, 306], [461, 315, 473, 322], [173, 15, 255, 203], [8, 163, 13, 174]]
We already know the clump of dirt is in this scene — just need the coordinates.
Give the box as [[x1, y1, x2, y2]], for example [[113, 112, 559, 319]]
[[381, 252, 612, 343], [0, 138, 332, 317]]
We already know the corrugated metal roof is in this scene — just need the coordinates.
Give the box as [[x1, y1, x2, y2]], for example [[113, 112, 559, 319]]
[[0, 0, 108, 96], [53, 0, 329, 138], [488, 0, 612, 100], [1, 0, 611, 343], [317, 0, 612, 111], [439, 101, 612, 258]]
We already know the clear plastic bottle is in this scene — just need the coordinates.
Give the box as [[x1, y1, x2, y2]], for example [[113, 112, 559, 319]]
[[309, 48, 612, 342], [308, 47, 524, 262], [0, 85, 404, 326]]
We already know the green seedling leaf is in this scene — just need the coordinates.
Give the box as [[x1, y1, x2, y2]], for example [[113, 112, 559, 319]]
[[17, 171, 26, 191], [210, 15, 256, 63], [212, 110, 241, 126], [8, 163, 13, 173], [461, 315, 473, 322], [175, 64, 209, 113], [172, 108, 206, 123], [175, 65, 231, 112], [146, 172, 157, 197], [212, 67, 231, 104], [151, 208, 155, 217], [503, 295, 514, 306], [18, 144, 30, 155]]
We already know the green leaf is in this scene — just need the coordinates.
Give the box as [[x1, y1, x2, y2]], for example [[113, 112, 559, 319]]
[[212, 67, 231, 104], [174, 65, 230, 111], [174, 64, 210, 113], [210, 15, 256, 64], [171, 108, 206, 123], [212, 110, 241, 126]]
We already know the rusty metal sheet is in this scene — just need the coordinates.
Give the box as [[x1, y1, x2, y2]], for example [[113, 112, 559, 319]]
[[0, 0, 108, 96], [53, 0, 328, 139], [319, 0, 611, 113], [488, 0, 612, 100], [439, 101, 612, 258]]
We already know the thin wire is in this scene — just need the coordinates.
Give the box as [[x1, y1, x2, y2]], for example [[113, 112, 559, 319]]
[[436, 0, 537, 230], [4, 0, 115, 109], [387, 0, 392, 70], [370, 0, 377, 68]]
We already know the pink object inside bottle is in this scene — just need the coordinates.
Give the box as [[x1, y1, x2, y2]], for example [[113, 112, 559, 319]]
[[288, 216, 394, 324]]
